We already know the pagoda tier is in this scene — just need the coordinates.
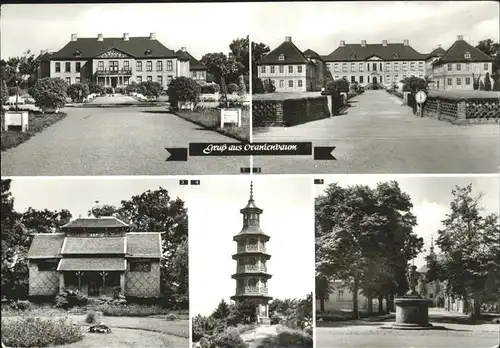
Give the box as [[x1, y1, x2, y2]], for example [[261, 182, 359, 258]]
[[231, 182, 272, 320]]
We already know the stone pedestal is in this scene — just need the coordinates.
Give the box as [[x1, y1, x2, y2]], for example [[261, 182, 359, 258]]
[[394, 296, 432, 327]]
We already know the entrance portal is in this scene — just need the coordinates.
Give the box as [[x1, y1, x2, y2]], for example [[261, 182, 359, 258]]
[[111, 77, 118, 88], [373, 76, 378, 85]]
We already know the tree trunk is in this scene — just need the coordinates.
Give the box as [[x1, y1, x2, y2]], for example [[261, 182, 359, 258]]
[[387, 294, 394, 312], [378, 295, 383, 313], [320, 296, 325, 312], [385, 294, 390, 313], [352, 278, 359, 319], [463, 298, 469, 315], [367, 294, 373, 314], [472, 293, 481, 318], [221, 76, 228, 108]]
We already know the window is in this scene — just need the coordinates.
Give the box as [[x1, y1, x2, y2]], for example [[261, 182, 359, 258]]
[[359, 76, 364, 83], [465, 63, 470, 71], [466, 77, 471, 85], [65, 77, 71, 85], [297, 65, 302, 73], [123, 61, 129, 71], [260, 66, 266, 74], [147, 76, 152, 82], [337, 290, 344, 301], [124, 78, 129, 85], [137, 76, 142, 83], [157, 76, 163, 85], [288, 80, 293, 87], [55, 62, 61, 72], [298, 80, 303, 88], [76, 62, 81, 72], [368, 76, 370, 83], [359, 63, 364, 72], [393, 53, 400, 59], [447, 78, 452, 86], [456, 77, 462, 86], [351, 76, 355, 83], [279, 80, 284, 88], [146, 61, 152, 72], [76, 77, 80, 83], [342, 63, 347, 72], [394, 63, 399, 71], [447, 64, 452, 72], [484, 63, 489, 71], [65, 62, 71, 72], [288, 65, 293, 73], [385, 62, 391, 71], [402, 62, 407, 71], [372, 63, 377, 71], [380, 75, 383, 83], [98, 61, 104, 71], [350, 63, 356, 72], [109, 61, 118, 72], [278, 54, 285, 61], [130, 261, 151, 272], [456, 63, 461, 71], [270, 66, 275, 74], [464, 52, 471, 59], [334, 63, 339, 72], [279, 65, 284, 73], [137, 61, 143, 72], [38, 261, 58, 271], [167, 60, 173, 71], [156, 61, 163, 71], [167, 75, 173, 85], [386, 75, 390, 81]]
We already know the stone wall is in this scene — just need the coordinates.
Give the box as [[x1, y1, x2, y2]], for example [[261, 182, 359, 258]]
[[28, 262, 59, 296], [125, 260, 161, 298]]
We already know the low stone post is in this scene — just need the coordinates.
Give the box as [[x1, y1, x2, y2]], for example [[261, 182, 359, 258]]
[[457, 100, 467, 121], [276, 101, 284, 125], [120, 273, 126, 296]]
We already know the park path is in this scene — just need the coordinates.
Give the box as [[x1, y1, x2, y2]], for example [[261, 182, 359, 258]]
[[240, 325, 278, 348], [1, 106, 248, 176], [253, 90, 499, 174]]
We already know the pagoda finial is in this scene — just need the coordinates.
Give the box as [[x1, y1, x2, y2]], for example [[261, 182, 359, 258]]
[[249, 181, 254, 201], [430, 235, 434, 254]]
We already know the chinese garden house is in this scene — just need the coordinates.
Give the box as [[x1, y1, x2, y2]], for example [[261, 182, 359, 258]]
[[231, 183, 273, 324], [26, 217, 162, 298]]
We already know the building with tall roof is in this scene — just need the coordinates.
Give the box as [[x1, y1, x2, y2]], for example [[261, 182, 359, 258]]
[[175, 48, 208, 84], [231, 182, 273, 324], [256, 36, 329, 92], [430, 35, 493, 90], [26, 216, 162, 298], [48, 33, 205, 89]]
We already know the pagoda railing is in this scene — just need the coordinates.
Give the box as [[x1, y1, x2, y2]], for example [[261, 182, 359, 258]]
[[237, 244, 266, 253], [237, 264, 267, 273], [236, 286, 268, 295]]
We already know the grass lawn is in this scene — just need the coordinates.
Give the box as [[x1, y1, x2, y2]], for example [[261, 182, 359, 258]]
[[1, 111, 67, 151], [177, 108, 250, 142]]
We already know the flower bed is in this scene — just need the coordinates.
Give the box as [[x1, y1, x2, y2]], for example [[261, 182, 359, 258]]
[[92, 304, 170, 317]]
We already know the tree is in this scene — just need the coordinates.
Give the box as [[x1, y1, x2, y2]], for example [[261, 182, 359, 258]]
[[30, 77, 67, 111], [200, 52, 240, 107], [433, 184, 500, 318], [228, 36, 249, 83], [237, 75, 247, 96], [227, 83, 238, 94], [67, 83, 90, 102], [167, 77, 200, 110], [401, 76, 427, 93], [475, 39, 500, 78], [262, 78, 275, 93], [493, 75, 500, 91], [484, 72, 492, 91], [1, 79, 8, 105], [479, 80, 485, 90], [251, 41, 271, 81], [1, 50, 40, 88], [212, 299, 231, 320], [138, 81, 163, 99], [88, 82, 105, 95], [252, 78, 265, 95], [472, 73, 481, 90]]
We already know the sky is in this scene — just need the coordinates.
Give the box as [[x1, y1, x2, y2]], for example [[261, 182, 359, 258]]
[[315, 175, 500, 269], [7, 177, 189, 218], [252, 1, 499, 56], [0, 3, 251, 59], [190, 176, 314, 317]]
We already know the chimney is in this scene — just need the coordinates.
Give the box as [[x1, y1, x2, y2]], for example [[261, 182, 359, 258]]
[[438, 44, 442, 48], [285, 36, 292, 42], [457, 35, 463, 41], [382, 40, 387, 46], [181, 47, 187, 52], [361, 40, 366, 47], [149, 32, 156, 40], [97, 33, 103, 41], [71, 33, 77, 42], [340, 40, 345, 47], [123, 33, 130, 41], [403, 39, 409, 46]]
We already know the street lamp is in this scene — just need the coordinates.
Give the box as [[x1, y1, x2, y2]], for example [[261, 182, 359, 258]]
[[14, 63, 30, 112]]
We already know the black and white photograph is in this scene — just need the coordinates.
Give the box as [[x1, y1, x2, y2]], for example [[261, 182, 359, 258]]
[[190, 176, 314, 348], [1, 3, 250, 176], [1, 177, 189, 348], [315, 175, 500, 348], [251, 1, 499, 174]]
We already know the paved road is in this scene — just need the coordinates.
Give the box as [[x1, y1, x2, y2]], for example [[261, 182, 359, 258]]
[[1, 106, 248, 176], [253, 90, 499, 174]]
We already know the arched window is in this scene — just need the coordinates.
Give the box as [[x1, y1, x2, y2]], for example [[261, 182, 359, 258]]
[[350, 53, 357, 59], [393, 53, 400, 59]]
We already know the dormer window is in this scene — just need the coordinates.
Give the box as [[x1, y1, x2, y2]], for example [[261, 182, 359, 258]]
[[74, 50, 81, 57], [464, 52, 471, 59], [278, 54, 285, 61], [393, 53, 400, 59], [145, 48, 153, 56], [350, 53, 357, 59]]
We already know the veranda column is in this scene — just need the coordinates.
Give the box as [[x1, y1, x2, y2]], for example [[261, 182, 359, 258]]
[[120, 272, 125, 295], [59, 272, 65, 293]]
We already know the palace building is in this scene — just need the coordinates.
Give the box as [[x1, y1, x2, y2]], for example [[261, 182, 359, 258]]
[[26, 216, 162, 298], [48, 33, 206, 88], [256, 36, 330, 92], [231, 182, 272, 324]]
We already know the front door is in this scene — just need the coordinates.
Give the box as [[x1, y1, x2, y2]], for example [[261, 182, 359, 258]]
[[88, 281, 99, 296], [111, 77, 118, 88], [373, 76, 378, 85]]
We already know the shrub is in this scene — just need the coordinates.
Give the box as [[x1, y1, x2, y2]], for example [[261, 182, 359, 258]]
[[166, 313, 177, 321], [401, 76, 427, 92], [112, 287, 122, 299], [258, 327, 313, 348], [263, 79, 276, 93], [30, 77, 67, 110], [8, 87, 18, 96], [252, 78, 265, 94], [479, 79, 485, 91], [85, 310, 99, 324], [167, 77, 201, 110], [138, 81, 163, 99], [494, 75, 500, 91], [54, 289, 88, 309], [212, 327, 247, 348], [126, 81, 139, 94], [12, 300, 31, 311], [67, 83, 90, 102], [227, 83, 238, 94], [334, 78, 350, 92], [94, 304, 166, 317], [1, 80, 8, 104], [201, 84, 219, 94], [88, 82, 105, 95], [1, 316, 83, 347]]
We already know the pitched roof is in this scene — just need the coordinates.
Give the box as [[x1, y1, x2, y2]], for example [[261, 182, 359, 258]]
[[176, 50, 206, 70], [303, 49, 324, 61], [324, 43, 427, 61], [62, 217, 129, 229], [433, 39, 493, 64], [126, 232, 162, 258], [61, 237, 125, 255], [50, 37, 177, 60], [26, 234, 65, 259], [257, 40, 310, 65], [58, 258, 126, 271], [427, 46, 446, 59]]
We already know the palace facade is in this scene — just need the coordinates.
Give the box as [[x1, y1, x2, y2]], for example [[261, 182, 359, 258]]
[[48, 33, 207, 88], [26, 217, 162, 298]]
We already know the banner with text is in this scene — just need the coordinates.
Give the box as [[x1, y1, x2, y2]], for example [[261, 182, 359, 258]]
[[189, 142, 313, 156]]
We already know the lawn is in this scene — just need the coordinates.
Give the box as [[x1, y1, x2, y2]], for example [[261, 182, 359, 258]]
[[176, 108, 250, 142], [1, 111, 67, 151]]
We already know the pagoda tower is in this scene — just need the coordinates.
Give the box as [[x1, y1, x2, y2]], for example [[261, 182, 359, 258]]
[[231, 182, 272, 324]]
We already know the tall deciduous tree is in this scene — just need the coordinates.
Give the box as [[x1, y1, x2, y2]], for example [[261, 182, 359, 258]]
[[200, 52, 240, 107], [433, 184, 500, 318], [229, 36, 249, 83], [251, 42, 270, 80], [475, 39, 500, 78], [484, 72, 492, 91]]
